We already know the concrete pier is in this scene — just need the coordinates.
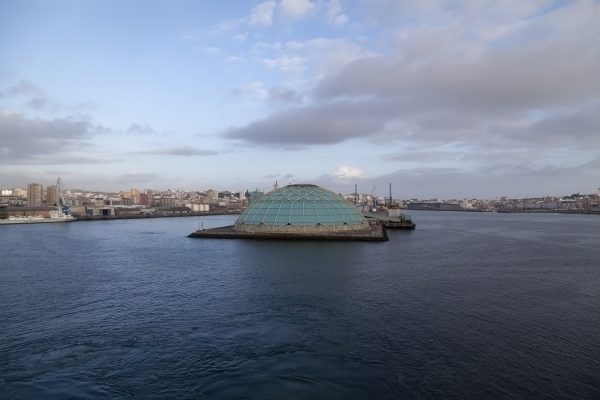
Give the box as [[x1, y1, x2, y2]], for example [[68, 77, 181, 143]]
[[188, 224, 389, 241]]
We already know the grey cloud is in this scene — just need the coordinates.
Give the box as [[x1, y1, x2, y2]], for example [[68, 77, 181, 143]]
[[1, 80, 54, 111], [224, 0, 600, 168], [521, 107, 600, 146], [415, 113, 479, 133], [474, 104, 600, 152], [315, 47, 600, 115], [10, 155, 121, 166], [383, 149, 462, 163], [225, 101, 387, 145], [0, 112, 102, 161], [127, 123, 158, 135], [268, 87, 302, 103], [27, 97, 49, 110], [139, 146, 218, 156], [316, 157, 600, 199], [0, 80, 45, 98], [72, 100, 97, 112]]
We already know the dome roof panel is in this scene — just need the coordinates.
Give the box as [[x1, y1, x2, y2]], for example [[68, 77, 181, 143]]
[[234, 184, 368, 232]]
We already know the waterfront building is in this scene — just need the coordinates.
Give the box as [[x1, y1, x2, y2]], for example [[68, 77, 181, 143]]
[[189, 184, 386, 241], [47, 185, 58, 206], [159, 196, 176, 207], [27, 183, 43, 207], [234, 184, 368, 233]]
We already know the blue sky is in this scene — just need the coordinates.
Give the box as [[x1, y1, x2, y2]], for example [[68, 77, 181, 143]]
[[1, 0, 599, 198]]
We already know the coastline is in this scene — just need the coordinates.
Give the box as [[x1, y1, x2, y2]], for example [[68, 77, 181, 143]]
[[73, 211, 241, 222], [407, 208, 600, 215]]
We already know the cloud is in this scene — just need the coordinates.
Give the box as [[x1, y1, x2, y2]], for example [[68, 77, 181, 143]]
[[231, 33, 247, 42], [26, 97, 49, 110], [249, 1, 277, 26], [225, 0, 600, 170], [1, 80, 55, 110], [0, 111, 103, 162], [0, 80, 45, 98], [253, 37, 372, 77], [224, 55, 244, 63], [278, 0, 315, 20], [232, 81, 269, 99], [315, 157, 600, 199], [383, 149, 463, 163], [225, 100, 387, 145], [25, 155, 121, 165], [247, 0, 314, 27], [126, 123, 158, 135], [326, 0, 348, 26], [262, 55, 306, 73], [71, 100, 96, 112], [300, 38, 374, 76], [197, 46, 223, 55], [315, 49, 600, 114], [139, 146, 218, 156], [268, 86, 302, 103], [334, 165, 365, 179], [232, 82, 302, 103]]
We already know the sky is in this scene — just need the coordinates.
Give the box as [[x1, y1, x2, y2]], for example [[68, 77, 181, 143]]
[[1, 0, 599, 199]]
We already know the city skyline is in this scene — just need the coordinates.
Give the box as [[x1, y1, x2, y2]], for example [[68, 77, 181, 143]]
[[2, 179, 599, 203], [1, 1, 599, 198]]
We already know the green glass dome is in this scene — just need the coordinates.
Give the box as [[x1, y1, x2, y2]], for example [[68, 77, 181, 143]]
[[234, 184, 368, 233]]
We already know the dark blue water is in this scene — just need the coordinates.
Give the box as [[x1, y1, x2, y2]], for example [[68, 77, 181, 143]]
[[1, 211, 599, 399]]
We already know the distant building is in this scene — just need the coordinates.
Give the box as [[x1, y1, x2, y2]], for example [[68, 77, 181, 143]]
[[129, 189, 140, 205], [159, 196, 176, 207], [206, 189, 218, 201], [235, 184, 370, 233], [27, 183, 43, 207], [406, 201, 462, 211], [247, 190, 265, 205], [47, 185, 58, 206]]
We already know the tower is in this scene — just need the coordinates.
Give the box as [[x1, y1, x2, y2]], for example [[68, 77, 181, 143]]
[[27, 183, 43, 207], [47, 185, 58, 206]]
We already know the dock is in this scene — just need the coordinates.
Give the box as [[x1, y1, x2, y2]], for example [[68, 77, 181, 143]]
[[363, 212, 416, 230], [188, 223, 389, 241]]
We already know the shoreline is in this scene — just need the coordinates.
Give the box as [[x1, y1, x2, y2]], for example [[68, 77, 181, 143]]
[[407, 208, 600, 215], [188, 224, 389, 241], [73, 211, 240, 222]]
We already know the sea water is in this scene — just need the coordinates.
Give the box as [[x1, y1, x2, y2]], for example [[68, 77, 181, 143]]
[[1, 212, 599, 399]]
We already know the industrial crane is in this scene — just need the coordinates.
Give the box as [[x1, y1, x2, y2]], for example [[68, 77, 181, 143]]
[[57, 177, 72, 216]]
